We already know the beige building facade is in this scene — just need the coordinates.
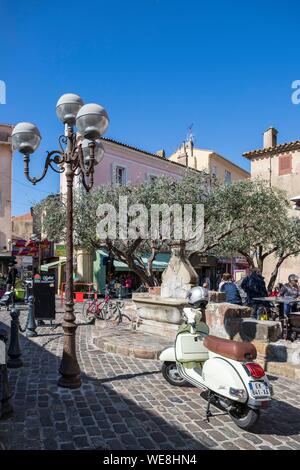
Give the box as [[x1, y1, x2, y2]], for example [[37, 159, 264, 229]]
[[0, 124, 13, 252], [244, 127, 300, 284], [169, 140, 250, 183], [12, 212, 33, 241]]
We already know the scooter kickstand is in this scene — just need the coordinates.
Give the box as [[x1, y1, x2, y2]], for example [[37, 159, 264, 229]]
[[203, 392, 230, 422], [204, 392, 213, 422]]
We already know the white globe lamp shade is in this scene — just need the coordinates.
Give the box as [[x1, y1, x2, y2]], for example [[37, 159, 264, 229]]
[[76, 103, 109, 140], [56, 93, 84, 125], [12, 122, 41, 155]]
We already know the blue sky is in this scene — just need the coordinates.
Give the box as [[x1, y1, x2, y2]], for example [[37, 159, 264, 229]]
[[1, 0, 300, 215]]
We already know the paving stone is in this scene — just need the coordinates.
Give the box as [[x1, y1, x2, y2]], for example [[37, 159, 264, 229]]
[[259, 446, 274, 450], [221, 441, 241, 450], [43, 439, 58, 450], [137, 438, 156, 449], [55, 422, 68, 431], [207, 430, 227, 442], [120, 433, 138, 445], [60, 443, 76, 450], [81, 417, 96, 426], [234, 439, 257, 450], [1, 303, 300, 451], [73, 436, 90, 448], [112, 424, 128, 434]]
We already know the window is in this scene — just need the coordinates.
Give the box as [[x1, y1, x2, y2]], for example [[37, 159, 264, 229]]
[[212, 165, 217, 177], [224, 170, 232, 185], [278, 154, 292, 175], [112, 164, 127, 185]]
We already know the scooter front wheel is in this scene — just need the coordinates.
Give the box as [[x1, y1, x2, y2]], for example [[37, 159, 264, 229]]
[[161, 362, 188, 387], [229, 404, 260, 430]]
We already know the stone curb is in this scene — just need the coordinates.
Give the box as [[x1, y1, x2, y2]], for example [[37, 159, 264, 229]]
[[93, 336, 170, 360], [256, 355, 300, 379]]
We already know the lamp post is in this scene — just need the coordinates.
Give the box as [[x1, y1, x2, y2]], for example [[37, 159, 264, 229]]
[[12, 93, 109, 388], [30, 233, 41, 274]]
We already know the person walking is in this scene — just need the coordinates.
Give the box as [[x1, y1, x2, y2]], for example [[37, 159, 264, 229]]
[[280, 274, 299, 316], [219, 273, 242, 305], [5, 263, 18, 292], [236, 275, 248, 305], [124, 273, 133, 295], [241, 268, 268, 319]]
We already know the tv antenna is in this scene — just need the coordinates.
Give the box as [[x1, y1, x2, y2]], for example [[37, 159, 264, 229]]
[[186, 124, 195, 144]]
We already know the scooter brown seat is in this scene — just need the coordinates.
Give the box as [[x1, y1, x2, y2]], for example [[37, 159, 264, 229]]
[[203, 335, 257, 362]]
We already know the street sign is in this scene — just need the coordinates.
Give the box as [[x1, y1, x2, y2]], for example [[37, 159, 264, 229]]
[[33, 273, 56, 320]]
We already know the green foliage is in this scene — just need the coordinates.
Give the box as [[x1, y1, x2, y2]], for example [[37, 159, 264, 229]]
[[32, 174, 300, 287]]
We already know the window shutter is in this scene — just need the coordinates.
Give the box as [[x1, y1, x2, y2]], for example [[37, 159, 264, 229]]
[[111, 163, 117, 185], [278, 154, 292, 175], [124, 167, 128, 185]]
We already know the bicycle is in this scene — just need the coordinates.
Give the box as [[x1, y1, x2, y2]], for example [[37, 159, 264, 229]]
[[108, 295, 132, 325], [82, 290, 115, 323]]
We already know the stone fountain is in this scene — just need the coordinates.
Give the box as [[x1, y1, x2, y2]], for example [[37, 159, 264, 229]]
[[132, 241, 198, 340]]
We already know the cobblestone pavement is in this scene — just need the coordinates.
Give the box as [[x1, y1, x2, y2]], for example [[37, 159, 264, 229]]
[[0, 304, 300, 450]]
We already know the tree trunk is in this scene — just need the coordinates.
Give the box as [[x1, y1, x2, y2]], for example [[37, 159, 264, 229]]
[[146, 243, 159, 286], [238, 251, 255, 268], [126, 257, 157, 287], [267, 255, 289, 291], [108, 245, 157, 287]]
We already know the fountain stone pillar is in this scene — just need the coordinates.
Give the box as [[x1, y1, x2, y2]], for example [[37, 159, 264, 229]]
[[133, 241, 199, 340]]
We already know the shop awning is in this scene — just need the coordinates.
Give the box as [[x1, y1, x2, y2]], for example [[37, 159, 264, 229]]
[[98, 250, 169, 272], [41, 258, 66, 272]]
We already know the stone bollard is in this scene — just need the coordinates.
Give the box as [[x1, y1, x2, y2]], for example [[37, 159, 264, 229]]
[[0, 329, 13, 419], [7, 307, 23, 369], [26, 295, 37, 337]]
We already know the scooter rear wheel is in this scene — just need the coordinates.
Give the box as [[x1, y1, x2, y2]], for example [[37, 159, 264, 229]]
[[229, 404, 260, 430], [161, 362, 188, 387]]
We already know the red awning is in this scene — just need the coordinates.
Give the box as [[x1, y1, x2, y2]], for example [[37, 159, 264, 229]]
[[14, 239, 27, 248]]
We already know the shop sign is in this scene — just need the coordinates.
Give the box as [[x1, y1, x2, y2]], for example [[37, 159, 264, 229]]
[[55, 244, 66, 257], [190, 254, 217, 267], [234, 256, 248, 264]]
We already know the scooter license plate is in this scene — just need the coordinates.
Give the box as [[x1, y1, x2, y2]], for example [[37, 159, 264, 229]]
[[249, 381, 270, 398]]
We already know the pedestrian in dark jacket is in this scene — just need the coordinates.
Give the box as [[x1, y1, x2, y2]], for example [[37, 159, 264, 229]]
[[219, 273, 242, 305], [5, 263, 18, 291], [241, 268, 268, 318]]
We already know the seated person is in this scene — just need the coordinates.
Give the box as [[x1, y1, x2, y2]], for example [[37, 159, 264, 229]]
[[219, 273, 242, 306], [280, 274, 299, 316]]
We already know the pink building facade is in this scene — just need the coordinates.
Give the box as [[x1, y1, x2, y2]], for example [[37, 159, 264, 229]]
[[0, 124, 13, 274], [60, 138, 186, 194]]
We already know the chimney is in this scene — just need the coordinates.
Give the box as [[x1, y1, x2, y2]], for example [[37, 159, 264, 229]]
[[263, 127, 278, 149], [156, 149, 165, 158]]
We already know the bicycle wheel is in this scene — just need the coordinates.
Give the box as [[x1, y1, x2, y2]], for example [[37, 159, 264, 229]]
[[103, 301, 116, 322], [82, 300, 96, 322], [95, 300, 108, 320], [119, 313, 132, 325]]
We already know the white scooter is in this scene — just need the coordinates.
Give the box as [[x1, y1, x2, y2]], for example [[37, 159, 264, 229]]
[[160, 305, 273, 430]]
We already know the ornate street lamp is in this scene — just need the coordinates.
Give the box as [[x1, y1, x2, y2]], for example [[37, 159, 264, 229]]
[[12, 93, 109, 388]]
